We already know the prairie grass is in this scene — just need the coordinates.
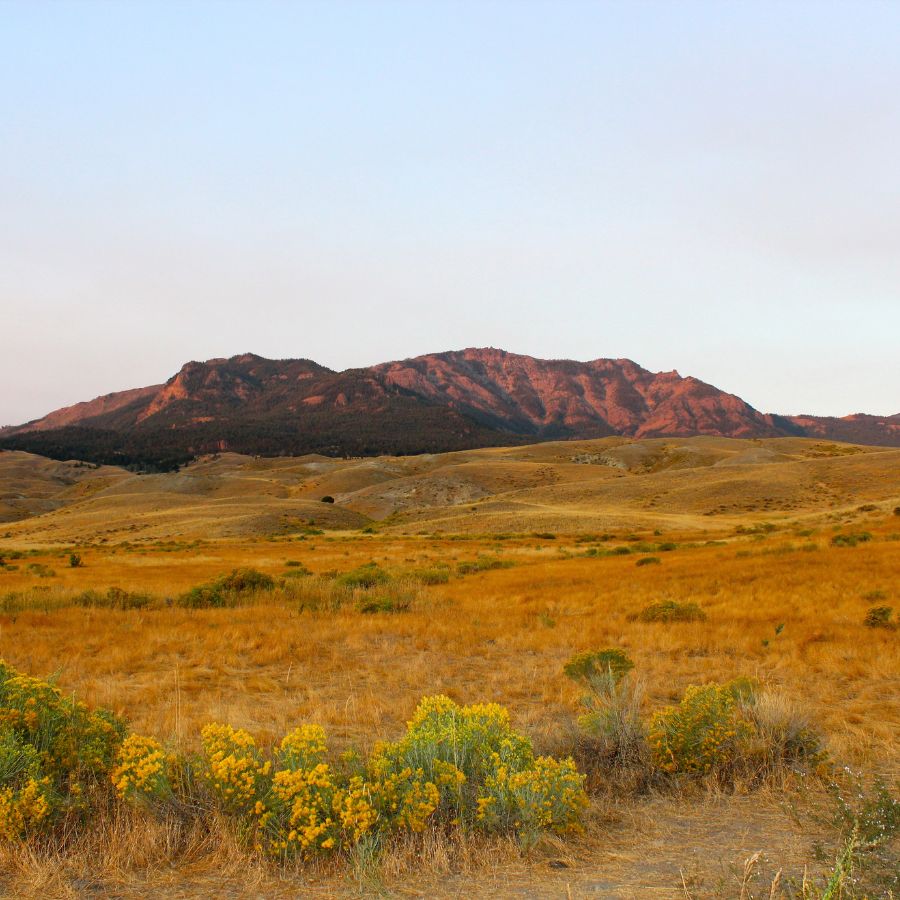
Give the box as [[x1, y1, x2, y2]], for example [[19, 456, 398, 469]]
[[0, 515, 897, 894]]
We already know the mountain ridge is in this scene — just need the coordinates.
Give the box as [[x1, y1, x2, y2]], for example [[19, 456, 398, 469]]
[[2, 348, 897, 469]]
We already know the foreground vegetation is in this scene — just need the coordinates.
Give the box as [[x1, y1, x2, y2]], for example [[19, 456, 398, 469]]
[[0, 513, 896, 896]]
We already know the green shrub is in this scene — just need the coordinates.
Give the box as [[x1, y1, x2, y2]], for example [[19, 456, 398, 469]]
[[831, 532, 873, 548], [177, 568, 275, 608], [356, 592, 412, 613], [282, 569, 311, 580], [336, 564, 390, 589], [456, 555, 514, 576], [564, 649, 634, 687], [635, 600, 706, 623], [75, 587, 154, 610], [564, 650, 646, 771], [68, 553, 83, 568], [864, 606, 895, 629], [26, 563, 55, 578], [408, 566, 451, 585], [221, 568, 275, 593], [636, 556, 661, 567]]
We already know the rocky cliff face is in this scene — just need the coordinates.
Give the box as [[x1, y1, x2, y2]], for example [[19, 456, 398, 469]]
[[3, 349, 896, 468], [374, 349, 782, 439]]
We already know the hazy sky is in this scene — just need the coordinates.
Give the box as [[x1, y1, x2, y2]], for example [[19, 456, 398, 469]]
[[2, 0, 898, 425]]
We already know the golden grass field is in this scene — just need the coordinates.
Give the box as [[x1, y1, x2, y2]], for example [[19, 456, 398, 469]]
[[0, 437, 898, 898]]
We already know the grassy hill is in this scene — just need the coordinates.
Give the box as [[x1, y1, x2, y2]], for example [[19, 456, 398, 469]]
[[3, 436, 899, 544]]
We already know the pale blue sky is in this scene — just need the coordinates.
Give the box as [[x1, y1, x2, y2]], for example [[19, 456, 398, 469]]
[[2, 0, 898, 424]]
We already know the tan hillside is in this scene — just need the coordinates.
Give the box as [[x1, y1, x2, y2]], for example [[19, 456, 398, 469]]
[[2, 436, 899, 545]]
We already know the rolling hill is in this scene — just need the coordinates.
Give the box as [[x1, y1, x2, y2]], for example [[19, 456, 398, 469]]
[[3, 436, 899, 543]]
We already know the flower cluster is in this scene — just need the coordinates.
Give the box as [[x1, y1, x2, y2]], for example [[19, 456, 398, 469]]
[[371, 695, 586, 834], [0, 776, 51, 839], [262, 761, 343, 853], [648, 681, 752, 775], [111, 734, 171, 802], [477, 753, 587, 835], [195, 696, 587, 857], [200, 723, 271, 815], [0, 659, 127, 836]]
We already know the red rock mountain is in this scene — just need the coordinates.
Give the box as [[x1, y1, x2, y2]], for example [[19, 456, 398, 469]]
[[3, 349, 897, 468]]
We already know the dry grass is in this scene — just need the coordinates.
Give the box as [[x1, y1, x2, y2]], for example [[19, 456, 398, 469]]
[[0, 438, 898, 896], [3, 524, 896, 767]]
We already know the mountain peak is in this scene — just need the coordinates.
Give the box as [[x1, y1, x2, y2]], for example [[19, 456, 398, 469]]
[[2, 349, 896, 468]]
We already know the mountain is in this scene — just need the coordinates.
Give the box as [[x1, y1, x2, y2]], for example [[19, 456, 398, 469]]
[[1, 349, 897, 469]]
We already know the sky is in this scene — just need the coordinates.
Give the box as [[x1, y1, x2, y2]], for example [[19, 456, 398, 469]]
[[2, 0, 898, 425]]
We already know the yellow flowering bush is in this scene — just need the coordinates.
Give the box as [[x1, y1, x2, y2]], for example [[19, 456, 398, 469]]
[[278, 724, 328, 770], [261, 761, 343, 854], [0, 729, 52, 838], [194, 696, 587, 857], [112, 734, 172, 803], [370, 695, 587, 834], [476, 753, 587, 836], [0, 659, 126, 836], [0, 663, 125, 789], [200, 723, 271, 815], [0, 775, 52, 839], [648, 681, 753, 775]]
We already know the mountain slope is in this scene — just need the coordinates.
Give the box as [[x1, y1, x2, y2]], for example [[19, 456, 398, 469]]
[[1, 349, 896, 468]]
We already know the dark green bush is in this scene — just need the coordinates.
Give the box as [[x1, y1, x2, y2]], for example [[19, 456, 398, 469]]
[[177, 568, 275, 608], [634, 600, 706, 623], [456, 555, 514, 576], [336, 564, 390, 589], [831, 532, 873, 548], [75, 587, 153, 610], [409, 567, 451, 585], [864, 606, 895, 629], [564, 649, 634, 686], [636, 556, 661, 567]]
